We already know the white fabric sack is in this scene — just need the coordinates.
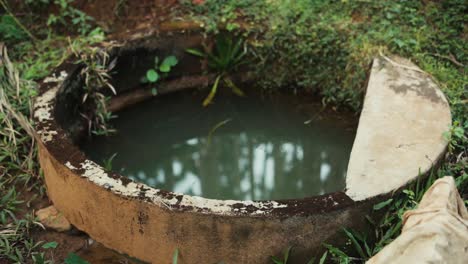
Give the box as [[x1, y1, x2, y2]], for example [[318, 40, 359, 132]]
[[367, 176, 468, 264]]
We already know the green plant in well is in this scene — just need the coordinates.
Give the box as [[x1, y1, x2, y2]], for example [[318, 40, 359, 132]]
[[68, 28, 120, 136], [102, 153, 118, 171], [186, 33, 247, 106], [142, 55, 179, 95]]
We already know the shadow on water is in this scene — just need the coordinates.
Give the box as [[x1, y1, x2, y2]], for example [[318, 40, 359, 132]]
[[81, 90, 357, 201]]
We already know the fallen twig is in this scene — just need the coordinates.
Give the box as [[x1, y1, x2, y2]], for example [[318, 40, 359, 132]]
[[429, 53, 464, 67]]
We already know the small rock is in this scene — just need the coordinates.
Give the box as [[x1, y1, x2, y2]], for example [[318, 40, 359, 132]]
[[36, 205, 71, 232]]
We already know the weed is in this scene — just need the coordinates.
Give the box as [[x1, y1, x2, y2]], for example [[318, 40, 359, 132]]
[[41, 241, 58, 249], [271, 246, 291, 264], [64, 252, 89, 264], [0, 15, 29, 43], [141, 55, 179, 95], [185, 0, 467, 112], [0, 43, 49, 263], [47, 0, 94, 35], [102, 153, 118, 171], [0, 0, 37, 42], [68, 28, 119, 135], [443, 121, 466, 152], [186, 33, 247, 106], [0, 44, 39, 186], [322, 171, 444, 262], [172, 248, 179, 264], [0, 211, 45, 263]]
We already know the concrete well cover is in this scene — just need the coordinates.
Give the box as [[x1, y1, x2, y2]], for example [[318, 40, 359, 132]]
[[33, 54, 450, 263]]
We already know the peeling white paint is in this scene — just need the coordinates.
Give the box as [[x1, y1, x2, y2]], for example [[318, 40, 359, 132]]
[[34, 86, 59, 122], [65, 161, 78, 170], [39, 130, 58, 142], [34, 86, 60, 143], [69, 157, 290, 215], [43, 71, 68, 83]]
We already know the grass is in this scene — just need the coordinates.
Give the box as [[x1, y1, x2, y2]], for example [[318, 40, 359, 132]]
[[0, 2, 107, 261], [1, 0, 467, 263], [0, 39, 54, 263]]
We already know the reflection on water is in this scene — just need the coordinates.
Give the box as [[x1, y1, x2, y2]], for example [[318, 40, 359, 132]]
[[81, 92, 356, 200]]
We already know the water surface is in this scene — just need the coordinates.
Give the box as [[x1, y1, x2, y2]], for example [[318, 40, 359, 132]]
[[82, 92, 356, 200]]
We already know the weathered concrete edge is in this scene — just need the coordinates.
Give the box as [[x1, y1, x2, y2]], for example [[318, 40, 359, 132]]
[[31, 51, 453, 262], [33, 59, 354, 218], [36, 137, 376, 263], [345, 56, 451, 201], [33, 55, 369, 263]]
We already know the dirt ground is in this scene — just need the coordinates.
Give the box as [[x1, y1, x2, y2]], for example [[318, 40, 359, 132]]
[[12, 183, 140, 263], [77, 0, 181, 33]]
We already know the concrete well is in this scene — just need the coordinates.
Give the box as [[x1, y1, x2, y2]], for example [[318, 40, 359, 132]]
[[33, 37, 451, 263]]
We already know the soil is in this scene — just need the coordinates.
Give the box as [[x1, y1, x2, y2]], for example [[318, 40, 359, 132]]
[[75, 0, 184, 38]]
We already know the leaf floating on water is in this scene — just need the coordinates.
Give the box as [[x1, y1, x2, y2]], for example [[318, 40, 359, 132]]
[[207, 118, 232, 146], [224, 77, 245, 97]]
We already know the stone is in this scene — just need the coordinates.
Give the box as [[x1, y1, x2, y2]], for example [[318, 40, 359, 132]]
[[36, 205, 72, 232]]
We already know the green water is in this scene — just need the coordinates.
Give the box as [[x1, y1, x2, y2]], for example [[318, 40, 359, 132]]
[[81, 92, 356, 201]]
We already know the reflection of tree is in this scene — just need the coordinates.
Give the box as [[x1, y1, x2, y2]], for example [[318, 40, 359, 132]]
[[85, 128, 352, 200], [82, 93, 355, 200]]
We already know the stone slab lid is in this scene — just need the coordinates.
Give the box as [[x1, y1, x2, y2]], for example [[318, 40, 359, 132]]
[[345, 56, 451, 201]]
